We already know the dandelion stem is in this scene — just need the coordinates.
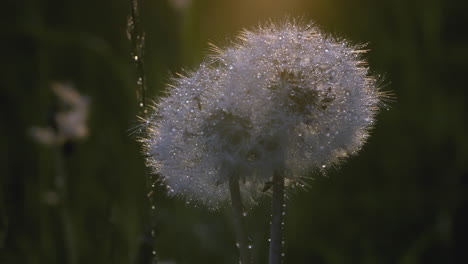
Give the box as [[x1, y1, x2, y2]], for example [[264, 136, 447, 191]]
[[229, 177, 251, 264], [269, 170, 285, 264]]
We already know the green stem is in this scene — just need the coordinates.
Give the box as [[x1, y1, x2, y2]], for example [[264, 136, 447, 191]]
[[129, 0, 147, 107], [229, 177, 251, 264], [269, 170, 285, 264], [54, 147, 77, 264]]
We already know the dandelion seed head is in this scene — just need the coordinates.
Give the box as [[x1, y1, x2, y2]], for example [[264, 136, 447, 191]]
[[217, 21, 380, 177], [141, 20, 382, 208]]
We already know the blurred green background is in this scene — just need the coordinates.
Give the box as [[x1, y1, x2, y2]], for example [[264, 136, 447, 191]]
[[1, 0, 467, 263]]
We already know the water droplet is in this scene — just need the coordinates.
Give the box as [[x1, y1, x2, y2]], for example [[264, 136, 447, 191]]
[[321, 164, 326, 168], [248, 244, 253, 249]]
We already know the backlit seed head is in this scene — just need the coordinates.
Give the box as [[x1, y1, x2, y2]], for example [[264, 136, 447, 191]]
[[141, 20, 383, 208]]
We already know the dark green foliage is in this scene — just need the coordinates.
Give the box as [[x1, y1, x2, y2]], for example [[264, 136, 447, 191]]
[[1, 0, 467, 263]]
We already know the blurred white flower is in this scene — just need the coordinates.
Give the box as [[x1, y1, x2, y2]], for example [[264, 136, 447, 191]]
[[141, 20, 383, 208], [30, 83, 90, 146]]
